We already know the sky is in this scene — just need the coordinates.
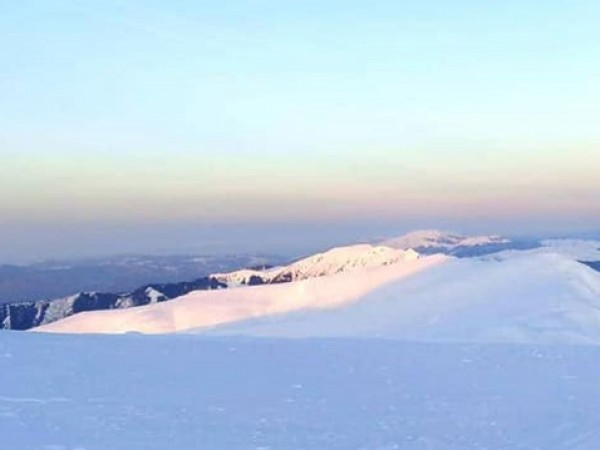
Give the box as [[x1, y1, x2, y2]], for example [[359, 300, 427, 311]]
[[1, 0, 599, 261]]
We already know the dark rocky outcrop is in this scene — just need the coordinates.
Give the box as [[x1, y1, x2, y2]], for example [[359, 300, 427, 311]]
[[581, 261, 600, 273], [1, 277, 225, 331]]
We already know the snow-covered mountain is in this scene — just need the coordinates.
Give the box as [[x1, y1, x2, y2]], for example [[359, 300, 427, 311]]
[[36, 250, 445, 334], [15, 234, 600, 338], [1, 277, 226, 330], [10, 235, 600, 450], [206, 249, 600, 344], [382, 229, 535, 256], [214, 244, 419, 286], [0, 253, 279, 304], [2, 243, 419, 330], [35, 240, 600, 344], [539, 238, 600, 261]]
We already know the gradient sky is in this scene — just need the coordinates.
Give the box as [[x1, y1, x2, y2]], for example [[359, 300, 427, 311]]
[[1, 1, 599, 261]]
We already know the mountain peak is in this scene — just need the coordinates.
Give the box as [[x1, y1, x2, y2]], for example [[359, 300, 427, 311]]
[[382, 229, 510, 256], [215, 244, 420, 286]]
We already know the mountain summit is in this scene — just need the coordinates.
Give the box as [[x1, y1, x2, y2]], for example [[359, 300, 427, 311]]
[[382, 229, 518, 256], [214, 244, 419, 286]]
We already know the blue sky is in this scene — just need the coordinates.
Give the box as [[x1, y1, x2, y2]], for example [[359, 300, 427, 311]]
[[1, 1, 599, 260]]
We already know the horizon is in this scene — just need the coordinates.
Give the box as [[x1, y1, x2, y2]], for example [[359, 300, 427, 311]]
[[1, 220, 598, 265], [1, 1, 599, 262]]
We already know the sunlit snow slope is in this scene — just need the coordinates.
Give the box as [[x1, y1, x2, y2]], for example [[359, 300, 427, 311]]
[[207, 250, 600, 344], [35, 241, 600, 344], [35, 246, 444, 334]]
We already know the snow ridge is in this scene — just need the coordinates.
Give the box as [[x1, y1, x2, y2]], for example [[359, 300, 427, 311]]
[[35, 248, 444, 335], [215, 244, 419, 286]]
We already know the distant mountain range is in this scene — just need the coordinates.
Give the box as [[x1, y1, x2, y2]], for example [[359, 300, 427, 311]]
[[0, 244, 419, 330], [4, 230, 600, 333], [382, 229, 539, 256], [0, 253, 280, 304]]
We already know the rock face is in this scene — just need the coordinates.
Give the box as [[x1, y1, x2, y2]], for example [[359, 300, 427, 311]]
[[0, 277, 225, 330], [583, 261, 600, 273]]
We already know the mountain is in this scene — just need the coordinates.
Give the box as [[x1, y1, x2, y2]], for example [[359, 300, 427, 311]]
[[206, 249, 600, 345], [0, 253, 279, 304], [382, 229, 538, 257], [36, 242, 600, 344], [35, 250, 445, 334], [539, 238, 600, 262], [10, 233, 599, 335], [1, 277, 225, 330], [213, 244, 419, 286], [2, 243, 420, 330]]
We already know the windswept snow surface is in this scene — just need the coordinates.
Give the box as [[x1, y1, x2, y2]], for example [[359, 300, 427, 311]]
[[2, 332, 600, 450], [35, 251, 445, 334], [207, 250, 600, 344]]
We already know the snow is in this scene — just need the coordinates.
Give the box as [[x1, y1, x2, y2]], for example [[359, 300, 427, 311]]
[[144, 287, 165, 304], [2, 332, 600, 449], [35, 253, 447, 334], [214, 244, 420, 286], [8, 239, 600, 448], [540, 239, 600, 261], [213, 267, 282, 287], [383, 229, 509, 251], [206, 250, 600, 344], [35, 242, 600, 344]]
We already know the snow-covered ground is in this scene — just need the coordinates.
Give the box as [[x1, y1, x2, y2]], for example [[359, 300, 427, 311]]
[[2, 332, 600, 450]]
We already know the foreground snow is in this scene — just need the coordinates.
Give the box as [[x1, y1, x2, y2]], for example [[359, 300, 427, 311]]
[[1, 332, 600, 450], [35, 253, 446, 334]]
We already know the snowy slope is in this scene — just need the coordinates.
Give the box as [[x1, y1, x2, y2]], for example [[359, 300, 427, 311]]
[[3, 244, 419, 330], [3, 332, 600, 450], [35, 242, 600, 343], [214, 244, 419, 286], [206, 250, 600, 344], [35, 252, 446, 334]]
